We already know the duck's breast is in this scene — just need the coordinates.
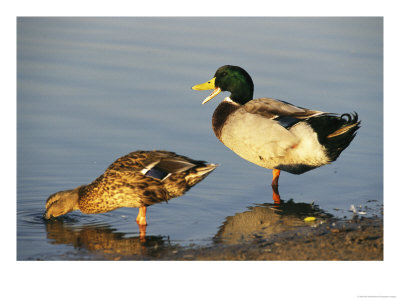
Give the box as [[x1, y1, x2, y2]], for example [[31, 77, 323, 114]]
[[218, 106, 299, 169]]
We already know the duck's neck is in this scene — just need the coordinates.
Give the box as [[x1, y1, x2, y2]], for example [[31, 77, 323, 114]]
[[229, 82, 254, 105], [212, 98, 240, 139]]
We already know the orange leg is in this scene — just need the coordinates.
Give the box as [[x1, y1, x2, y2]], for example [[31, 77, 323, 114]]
[[136, 206, 147, 226], [272, 184, 281, 205], [138, 224, 147, 242], [271, 169, 280, 186]]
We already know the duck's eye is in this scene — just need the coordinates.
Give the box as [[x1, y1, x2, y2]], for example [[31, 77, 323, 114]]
[[221, 72, 228, 76]]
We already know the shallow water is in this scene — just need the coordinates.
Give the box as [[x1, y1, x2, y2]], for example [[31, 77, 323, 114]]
[[17, 17, 383, 260]]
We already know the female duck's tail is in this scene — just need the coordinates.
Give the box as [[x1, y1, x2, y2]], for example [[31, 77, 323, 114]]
[[185, 164, 218, 186]]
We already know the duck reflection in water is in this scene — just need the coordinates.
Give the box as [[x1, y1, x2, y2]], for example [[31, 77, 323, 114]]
[[45, 220, 177, 259], [44, 150, 217, 241], [214, 185, 333, 245]]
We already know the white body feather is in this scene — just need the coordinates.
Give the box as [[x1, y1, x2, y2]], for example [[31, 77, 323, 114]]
[[219, 98, 330, 174]]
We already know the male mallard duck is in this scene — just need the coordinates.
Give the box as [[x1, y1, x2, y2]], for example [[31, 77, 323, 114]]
[[44, 150, 217, 225], [192, 65, 360, 186]]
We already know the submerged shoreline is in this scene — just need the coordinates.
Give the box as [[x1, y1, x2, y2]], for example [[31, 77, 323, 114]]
[[163, 217, 383, 261], [82, 216, 382, 261]]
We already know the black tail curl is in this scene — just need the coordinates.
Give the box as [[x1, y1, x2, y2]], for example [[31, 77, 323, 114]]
[[340, 112, 359, 124], [307, 111, 360, 162]]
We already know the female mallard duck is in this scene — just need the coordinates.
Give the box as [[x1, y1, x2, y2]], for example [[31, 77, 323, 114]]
[[192, 65, 360, 186], [44, 150, 217, 225]]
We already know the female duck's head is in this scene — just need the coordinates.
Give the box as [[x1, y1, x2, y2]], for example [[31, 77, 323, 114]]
[[192, 65, 254, 105], [44, 186, 82, 219]]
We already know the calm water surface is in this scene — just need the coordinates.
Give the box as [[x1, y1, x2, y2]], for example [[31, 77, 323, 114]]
[[17, 17, 383, 260]]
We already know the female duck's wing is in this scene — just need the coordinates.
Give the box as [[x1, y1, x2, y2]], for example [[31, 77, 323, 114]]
[[153, 157, 203, 173], [244, 98, 324, 127], [140, 151, 207, 175], [108, 150, 206, 181]]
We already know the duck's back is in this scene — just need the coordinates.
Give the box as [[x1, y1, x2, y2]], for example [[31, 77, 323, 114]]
[[77, 151, 215, 213]]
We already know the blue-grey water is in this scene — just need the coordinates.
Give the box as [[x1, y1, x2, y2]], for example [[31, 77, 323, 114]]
[[17, 17, 383, 260]]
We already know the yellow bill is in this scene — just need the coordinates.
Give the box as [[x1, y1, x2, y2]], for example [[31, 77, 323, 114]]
[[192, 77, 222, 104]]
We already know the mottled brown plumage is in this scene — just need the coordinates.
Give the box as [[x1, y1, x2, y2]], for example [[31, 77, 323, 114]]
[[44, 150, 217, 225]]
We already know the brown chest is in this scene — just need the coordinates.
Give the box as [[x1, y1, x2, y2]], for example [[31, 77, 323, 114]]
[[212, 100, 240, 140]]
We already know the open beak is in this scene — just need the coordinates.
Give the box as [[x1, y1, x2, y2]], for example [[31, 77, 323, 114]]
[[192, 77, 222, 104]]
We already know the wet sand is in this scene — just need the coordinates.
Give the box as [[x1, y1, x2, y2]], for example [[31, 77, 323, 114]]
[[109, 217, 382, 261], [165, 217, 383, 261]]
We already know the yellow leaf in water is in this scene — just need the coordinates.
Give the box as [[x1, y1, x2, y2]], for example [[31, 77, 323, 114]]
[[304, 217, 316, 222]]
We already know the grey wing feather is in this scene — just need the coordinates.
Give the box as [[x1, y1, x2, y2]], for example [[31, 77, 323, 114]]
[[142, 152, 202, 174], [244, 98, 324, 119], [155, 157, 198, 174]]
